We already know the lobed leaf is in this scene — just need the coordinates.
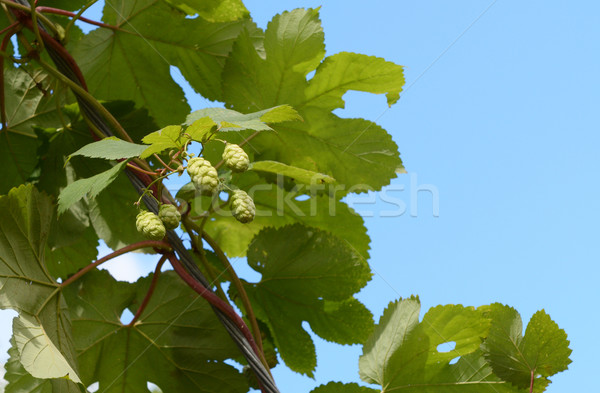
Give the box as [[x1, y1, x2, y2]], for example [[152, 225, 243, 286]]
[[241, 224, 373, 375], [359, 298, 521, 392], [481, 304, 572, 391], [221, 8, 404, 195], [71, 0, 259, 126], [63, 270, 247, 393]]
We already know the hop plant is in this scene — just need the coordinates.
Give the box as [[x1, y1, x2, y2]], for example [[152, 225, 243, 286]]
[[158, 204, 181, 230], [222, 143, 249, 173], [231, 190, 255, 223], [136, 211, 166, 240], [187, 157, 219, 195]]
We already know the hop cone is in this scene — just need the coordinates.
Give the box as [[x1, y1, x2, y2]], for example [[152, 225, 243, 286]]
[[222, 144, 249, 173], [231, 190, 255, 223], [158, 204, 181, 230], [136, 211, 166, 240], [187, 157, 219, 195]]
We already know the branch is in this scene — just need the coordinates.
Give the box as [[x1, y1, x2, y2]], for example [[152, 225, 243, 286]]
[[184, 218, 268, 371], [36, 6, 127, 33], [61, 240, 172, 287], [127, 255, 167, 327], [166, 252, 261, 355], [36, 58, 133, 142]]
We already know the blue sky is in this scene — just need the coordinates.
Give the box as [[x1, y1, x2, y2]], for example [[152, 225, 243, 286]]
[[2, 1, 599, 392]]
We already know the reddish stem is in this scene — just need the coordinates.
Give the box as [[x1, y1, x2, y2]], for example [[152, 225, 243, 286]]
[[127, 255, 167, 327], [166, 253, 261, 357], [35, 6, 124, 32], [0, 20, 19, 36], [127, 162, 159, 177], [529, 370, 534, 393], [61, 240, 171, 287]]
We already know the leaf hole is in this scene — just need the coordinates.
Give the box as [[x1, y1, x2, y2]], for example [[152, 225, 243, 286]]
[[148, 382, 163, 392], [295, 194, 310, 201], [87, 382, 99, 392], [449, 356, 460, 365], [306, 70, 316, 81], [436, 341, 456, 353], [120, 309, 134, 325]]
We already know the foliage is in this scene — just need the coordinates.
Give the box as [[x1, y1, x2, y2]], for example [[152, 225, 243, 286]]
[[0, 1, 570, 393]]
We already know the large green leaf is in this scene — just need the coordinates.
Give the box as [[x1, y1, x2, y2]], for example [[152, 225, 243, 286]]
[[0, 185, 81, 385], [481, 304, 572, 391], [63, 270, 247, 393], [196, 172, 370, 258], [70, 0, 259, 126], [358, 298, 520, 392], [241, 224, 373, 376], [221, 9, 404, 194]]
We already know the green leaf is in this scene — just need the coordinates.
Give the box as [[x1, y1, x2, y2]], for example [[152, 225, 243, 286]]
[[2, 66, 63, 136], [0, 185, 80, 385], [310, 382, 378, 393], [0, 66, 66, 193], [57, 161, 128, 215], [4, 336, 80, 393], [481, 304, 572, 391], [359, 297, 421, 385], [69, 136, 148, 161], [46, 225, 98, 280], [141, 125, 184, 158], [241, 224, 373, 375], [221, 9, 404, 194], [197, 172, 370, 258], [71, 0, 256, 125], [186, 116, 218, 143], [359, 299, 519, 392], [249, 160, 335, 184], [12, 314, 81, 383], [303, 52, 405, 110], [63, 270, 247, 393], [185, 105, 300, 132]]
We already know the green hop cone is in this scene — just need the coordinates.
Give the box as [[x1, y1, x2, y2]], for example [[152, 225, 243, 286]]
[[187, 157, 219, 195], [135, 211, 166, 240], [231, 190, 255, 223], [158, 204, 181, 230], [222, 143, 249, 173]]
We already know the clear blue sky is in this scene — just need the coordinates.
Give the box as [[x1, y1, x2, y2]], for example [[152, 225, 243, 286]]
[[2, 1, 599, 392]]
